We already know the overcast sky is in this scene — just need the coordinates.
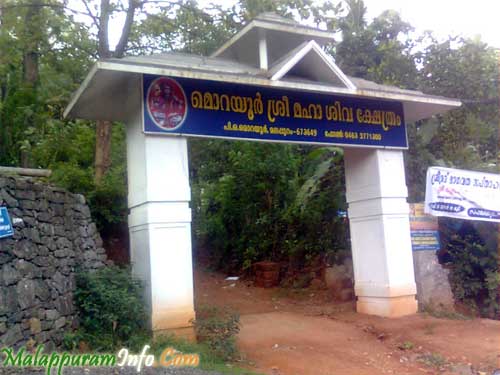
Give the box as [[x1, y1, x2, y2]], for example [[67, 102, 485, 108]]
[[362, 0, 500, 48], [100, 0, 500, 50], [197, 0, 500, 49]]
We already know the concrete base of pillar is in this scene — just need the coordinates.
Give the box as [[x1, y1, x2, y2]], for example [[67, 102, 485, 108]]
[[357, 295, 418, 317], [152, 307, 196, 332]]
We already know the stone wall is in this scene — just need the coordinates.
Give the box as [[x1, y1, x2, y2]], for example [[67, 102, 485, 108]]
[[413, 250, 454, 309], [0, 175, 108, 349]]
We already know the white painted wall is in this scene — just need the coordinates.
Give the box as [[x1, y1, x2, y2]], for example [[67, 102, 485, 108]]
[[125, 76, 195, 332], [344, 148, 418, 317]]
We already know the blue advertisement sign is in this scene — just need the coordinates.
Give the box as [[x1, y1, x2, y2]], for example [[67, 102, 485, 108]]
[[0, 207, 14, 239], [409, 203, 440, 252], [143, 75, 408, 149], [410, 231, 441, 251]]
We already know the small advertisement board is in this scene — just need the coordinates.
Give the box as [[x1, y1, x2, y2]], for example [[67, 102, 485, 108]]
[[425, 166, 500, 223], [409, 203, 440, 252], [0, 207, 14, 239]]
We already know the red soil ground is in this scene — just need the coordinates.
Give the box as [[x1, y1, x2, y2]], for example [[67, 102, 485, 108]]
[[194, 267, 500, 375]]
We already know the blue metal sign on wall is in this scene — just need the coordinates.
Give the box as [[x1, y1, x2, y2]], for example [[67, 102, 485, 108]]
[[0, 207, 14, 239], [143, 74, 407, 149]]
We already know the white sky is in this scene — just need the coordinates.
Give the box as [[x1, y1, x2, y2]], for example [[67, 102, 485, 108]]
[[196, 0, 500, 49], [362, 0, 500, 48], [100, 0, 500, 50]]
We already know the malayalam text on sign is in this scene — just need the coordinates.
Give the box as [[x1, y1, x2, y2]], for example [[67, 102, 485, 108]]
[[409, 203, 440, 251], [142, 75, 408, 149], [425, 166, 500, 223]]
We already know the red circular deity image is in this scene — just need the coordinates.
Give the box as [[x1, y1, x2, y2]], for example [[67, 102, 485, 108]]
[[146, 77, 187, 130]]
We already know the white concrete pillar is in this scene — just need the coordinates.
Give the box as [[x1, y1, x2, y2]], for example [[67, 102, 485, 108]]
[[124, 76, 195, 337], [344, 148, 418, 317]]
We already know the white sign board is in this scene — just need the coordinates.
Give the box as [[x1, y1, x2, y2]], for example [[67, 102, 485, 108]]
[[425, 166, 500, 222]]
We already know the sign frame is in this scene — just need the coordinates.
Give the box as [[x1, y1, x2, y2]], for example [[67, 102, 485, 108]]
[[0, 206, 14, 239], [141, 74, 409, 150], [425, 166, 500, 223], [409, 203, 440, 252]]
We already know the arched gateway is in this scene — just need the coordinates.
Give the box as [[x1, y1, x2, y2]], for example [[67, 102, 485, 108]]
[[64, 13, 461, 337]]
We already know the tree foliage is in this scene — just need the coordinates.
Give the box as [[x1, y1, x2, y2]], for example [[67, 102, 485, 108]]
[[419, 37, 498, 169], [71, 266, 147, 351], [440, 219, 499, 318], [0, 1, 498, 289], [0, 0, 94, 166], [191, 140, 348, 271]]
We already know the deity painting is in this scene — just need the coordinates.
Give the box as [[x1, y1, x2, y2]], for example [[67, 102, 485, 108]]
[[147, 77, 187, 130]]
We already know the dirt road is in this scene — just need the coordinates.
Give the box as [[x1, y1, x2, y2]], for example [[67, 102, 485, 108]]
[[194, 267, 500, 375]]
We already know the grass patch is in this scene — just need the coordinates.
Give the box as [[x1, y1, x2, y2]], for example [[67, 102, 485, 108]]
[[272, 287, 311, 300], [67, 267, 257, 373], [417, 352, 447, 368], [193, 305, 240, 361], [397, 341, 414, 351], [151, 335, 263, 374], [421, 304, 471, 320]]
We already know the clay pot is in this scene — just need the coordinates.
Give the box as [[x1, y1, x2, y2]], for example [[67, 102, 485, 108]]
[[254, 261, 280, 288]]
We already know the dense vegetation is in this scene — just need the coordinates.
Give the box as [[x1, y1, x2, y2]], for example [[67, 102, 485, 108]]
[[66, 266, 148, 351], [440, 219, 499, 318], [0, 0, 498, 315], [68, 267, 247, 373]]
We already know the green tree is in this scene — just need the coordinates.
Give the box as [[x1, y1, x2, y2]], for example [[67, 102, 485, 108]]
[[418, 36, 498, 169], [2, 0, 497, 282], [193, 141, 301, 271], [334, 1, 417, 88], [404, 36, 498, 202], [65, 0, 139, 185], [187, 0, 349, 272], [0, 0, 128, 231], [0, 0, 95, 167]]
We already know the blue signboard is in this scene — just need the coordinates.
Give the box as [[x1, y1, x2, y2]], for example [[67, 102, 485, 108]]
[[143, 75, 408, 149], [409, 203, 440, 252], [0, 207, 14, 239], [410, 231, 441, 251]]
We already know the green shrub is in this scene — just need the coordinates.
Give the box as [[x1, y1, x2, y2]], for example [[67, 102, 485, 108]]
[[72, 266, 148, 351], [191, 140, 349, 273], [441, 220, 499, 319], [421, 303, 470, 320], [192, 141, 301, 271], [417, 352, 446, 368], [30, 120, 128, 232], [398, 341, 415, 351], [192, 305, 240, 361], [150, 335, 260, 374]]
